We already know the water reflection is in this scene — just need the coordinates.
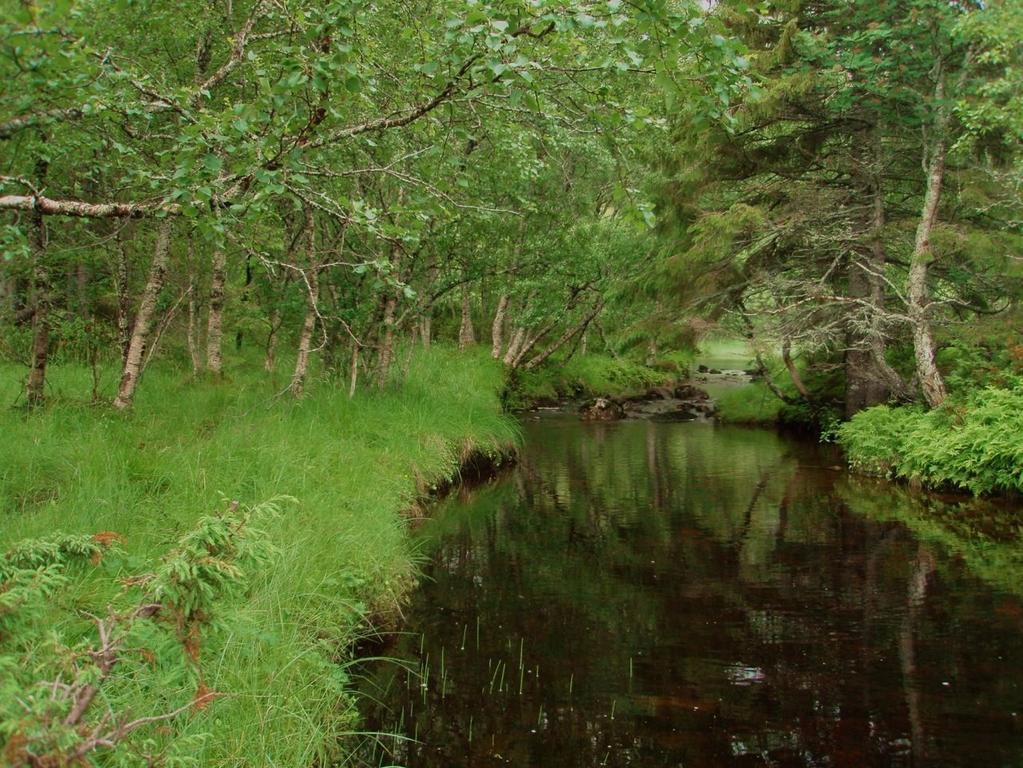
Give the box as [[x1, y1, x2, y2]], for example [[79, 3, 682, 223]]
[[361, 417, 1023, 767]]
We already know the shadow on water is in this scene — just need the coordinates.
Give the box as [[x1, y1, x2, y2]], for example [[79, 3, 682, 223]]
[[358, 416, 1023, 767]]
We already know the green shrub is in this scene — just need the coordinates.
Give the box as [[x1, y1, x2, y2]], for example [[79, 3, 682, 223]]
[[838, 386, 1023, 495]]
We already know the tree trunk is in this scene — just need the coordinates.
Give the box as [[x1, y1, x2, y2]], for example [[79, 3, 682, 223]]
[[908, 104, 950, 408], [290, 207, 318, 398], [458, 282, 475, 350], [187, 287, 201, 378], [420, 255, 438, 349], [845, 124, 908, 417], [782, 338, 811, 400], [205, 245, 227, 377], [115, 237, 132, 363], [26, 206, 49, 408], [420, 315, 432, 348], [503, 327, 526, 367], [186, 241, 202, 378], [264, 309, 280, 373], [348, 344, 360, 398], [114, 219, 173, 410], [375, 293, 397, 386], [523, 298, 604, 371], [866, 158, 912, 402], [491, 293, 509, 359]]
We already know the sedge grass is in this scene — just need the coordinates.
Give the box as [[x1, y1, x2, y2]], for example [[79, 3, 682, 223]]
[[0, 344, 517, 766]]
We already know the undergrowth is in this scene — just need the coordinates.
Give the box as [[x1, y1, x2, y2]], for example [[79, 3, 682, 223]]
[[837, 386, 1023, 495], [0, 346, 517, 766]]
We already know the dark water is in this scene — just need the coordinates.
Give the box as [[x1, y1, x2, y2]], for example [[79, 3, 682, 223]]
[[361, 416, 1023, 767]]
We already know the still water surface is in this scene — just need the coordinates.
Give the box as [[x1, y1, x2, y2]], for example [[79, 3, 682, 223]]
[[362, 416, 1023, 767]]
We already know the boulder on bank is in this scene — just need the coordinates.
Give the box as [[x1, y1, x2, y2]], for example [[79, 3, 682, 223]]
[[674, 383, 711, 401], [579, 397, 625, 421]]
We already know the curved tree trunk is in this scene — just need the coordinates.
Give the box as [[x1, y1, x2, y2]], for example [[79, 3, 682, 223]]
[[114, 219, 173, 410], [908, 152, 948, 408], [523, 298, 604, 371], [503, 327, 526, 367], [907, 72, 951, 409], [782, 338, 811, 400]]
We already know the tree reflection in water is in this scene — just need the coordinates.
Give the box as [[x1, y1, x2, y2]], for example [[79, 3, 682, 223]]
[[360, 416, 1023, 768]]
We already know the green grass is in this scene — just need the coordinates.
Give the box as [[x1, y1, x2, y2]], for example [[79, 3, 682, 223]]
[[713, 381, 785, 425], [505, 353, 674, 409], [0, 346, 518, 766]]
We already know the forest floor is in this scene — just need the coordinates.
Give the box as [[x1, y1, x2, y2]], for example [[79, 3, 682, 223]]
[[0, 346, 518, 766]]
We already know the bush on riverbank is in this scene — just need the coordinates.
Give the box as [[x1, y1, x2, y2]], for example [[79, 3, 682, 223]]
[[837, 386, 1023, 495], [504, 353, 673, 409], [0, 347, 517, 766], [713, 381, 785, 424]]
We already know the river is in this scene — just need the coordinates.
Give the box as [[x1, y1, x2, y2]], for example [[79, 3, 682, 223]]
[[360, 414, 1023, 767]]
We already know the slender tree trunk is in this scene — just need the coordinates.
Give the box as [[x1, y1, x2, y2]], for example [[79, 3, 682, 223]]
[[205, 245, 227, 377], [420, 315, 432, 349], [503, 327, 526, 367], [348, 344, 360, 398], [115, 237, 132, 363], [908, 149, 948, 408], [491, 293, 509, 359], [187, 288, 201, 378], [900, 546, 936, 764], [458, 282, 475, 350], [290, 206, 318, 398], [523, 298, 604, 371], [26, 206, 49, 408], [512, 313, 563, 369], [375, 293, 397, 385], [186, 241, 202, 378], [420, 255, 438, 349], [264, 309, 280, 373], [907, 68, 952, 409], [114, 219, 173, 410], [645, 339, 658, 367], [782, 338, 811, 400]]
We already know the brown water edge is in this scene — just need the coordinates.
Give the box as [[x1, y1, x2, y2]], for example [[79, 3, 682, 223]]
[[357, 415, 1023, 768]]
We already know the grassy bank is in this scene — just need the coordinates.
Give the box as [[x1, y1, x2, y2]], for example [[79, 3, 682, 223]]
[[0, 347, 517, 766], [504, 353, 678, 409]]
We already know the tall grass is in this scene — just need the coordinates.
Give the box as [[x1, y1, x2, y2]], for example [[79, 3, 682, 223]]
[[0, 346, 518, 766]]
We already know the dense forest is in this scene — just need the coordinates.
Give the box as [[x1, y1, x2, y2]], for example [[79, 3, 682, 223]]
[[1, 0, 1020, 765]]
